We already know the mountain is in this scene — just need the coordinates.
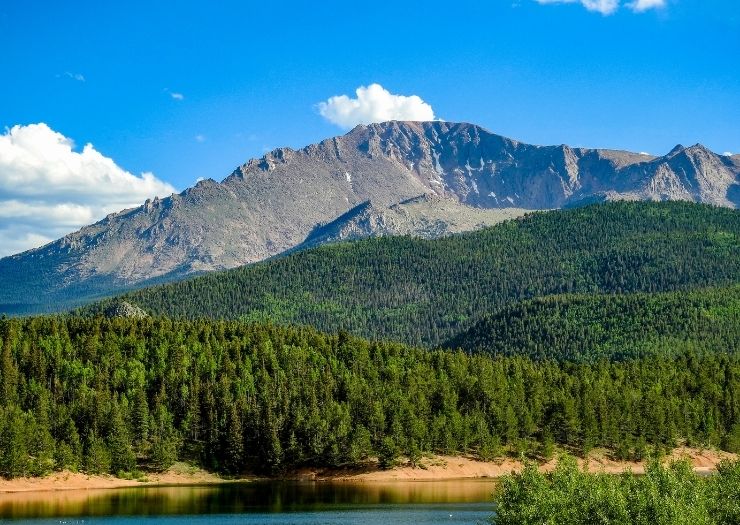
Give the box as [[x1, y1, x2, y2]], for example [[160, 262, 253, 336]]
[[446, 286, 740, 362], [87, 202, 740, 347], [293, 194, 527, 251], [2, 121, 738, 314]]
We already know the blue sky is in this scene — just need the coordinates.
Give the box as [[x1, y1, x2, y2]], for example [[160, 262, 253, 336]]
[[0, 0, 739, 255]]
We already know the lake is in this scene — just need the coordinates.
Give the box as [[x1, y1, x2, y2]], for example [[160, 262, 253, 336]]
[[0, 480, 497, 524]]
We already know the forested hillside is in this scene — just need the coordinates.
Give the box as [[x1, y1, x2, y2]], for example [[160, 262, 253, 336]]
[[1, 316, 739, 479], [93, 202, 740, 346], [448, 286, 740, 361]]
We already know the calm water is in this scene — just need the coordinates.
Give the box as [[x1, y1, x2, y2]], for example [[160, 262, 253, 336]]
[[0, 480, 496, 524]]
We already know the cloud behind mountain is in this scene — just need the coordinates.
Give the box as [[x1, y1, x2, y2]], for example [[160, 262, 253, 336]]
[[0, 123, 175, 256], [317, 84, 435, 128]]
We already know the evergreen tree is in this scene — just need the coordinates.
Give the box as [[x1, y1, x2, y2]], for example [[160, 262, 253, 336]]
[[108, 403, 136, 474], [223, 404, 244, 474]]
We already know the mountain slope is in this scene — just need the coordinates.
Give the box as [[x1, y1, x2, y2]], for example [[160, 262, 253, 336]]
[[294, 194, 528, 251], [89, 202, 740, 347], [2, 121, 738, 314], [446, 286, 740, 362]]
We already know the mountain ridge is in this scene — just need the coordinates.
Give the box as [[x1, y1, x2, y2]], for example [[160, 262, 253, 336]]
[[292, 194, 529, 251], [1, 121, 738, 314]]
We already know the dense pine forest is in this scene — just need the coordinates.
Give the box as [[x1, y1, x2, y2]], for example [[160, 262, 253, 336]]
[[1, 316, 739, 479], [90, 202, 740, 346], [448, 285, 740, 361]]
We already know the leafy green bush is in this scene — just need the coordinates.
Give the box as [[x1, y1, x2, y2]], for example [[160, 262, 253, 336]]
[[492, 457, 740, 525]]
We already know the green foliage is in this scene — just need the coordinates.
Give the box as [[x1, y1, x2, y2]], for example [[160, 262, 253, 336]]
[[449, 286, 740, 361], [89, 202, 740, 347], [223, 403, 245, 474], [378, 436, 400, 470], [709, 460, 740, 523], [108, 403, 137, 474], [148, 405, 179, 472], [84, 432, 111, 475], [0, 315, 739, 478], [721, 423, 740, 454], [131, 388, 149, 450], [0, 406, 29, 478], [492, 457, 740, 525]]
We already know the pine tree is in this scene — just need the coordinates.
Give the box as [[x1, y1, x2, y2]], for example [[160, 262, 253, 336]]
[[223, 404, 244, 474], [108, 403, 136, 475], [84, 431, 111, 474], [131, 388, 150, 451], [0, 406, 29, 478]]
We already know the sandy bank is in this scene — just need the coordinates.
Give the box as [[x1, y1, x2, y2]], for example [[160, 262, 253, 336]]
[[0, 447, 736, 493], [0, 462, 227, 493], [294, 447, 738, 481]]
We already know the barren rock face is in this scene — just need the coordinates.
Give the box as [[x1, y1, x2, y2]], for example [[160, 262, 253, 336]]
[[103, 301, 148, 319], [1, 121, 738, 314]]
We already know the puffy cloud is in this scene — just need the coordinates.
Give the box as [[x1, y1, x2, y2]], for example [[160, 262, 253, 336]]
[[317, 83, 435, 128], [170, 92, 184, 101], [626, 0, 665, 12], [534, 0, 664, 14], [0, 123, 175, 257]]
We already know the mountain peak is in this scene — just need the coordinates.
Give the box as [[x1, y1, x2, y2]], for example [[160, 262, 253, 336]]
[[684, 143, 714, 155], [667, 144, 686, 156]]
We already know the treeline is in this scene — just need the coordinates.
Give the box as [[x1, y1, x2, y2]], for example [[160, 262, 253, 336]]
[[493, 458, 740, 525], [89, 201, 740, 346], [1, 316, 739, 478], [448, 285, 740, 362]]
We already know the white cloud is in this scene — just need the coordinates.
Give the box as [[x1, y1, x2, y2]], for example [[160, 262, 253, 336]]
[[170, 92, 184, 101], [535, 0, 620, 15], [724, 152, 735, 157], [534, 0, 664, 14], [0, 123, 175, 257], [64, 71, 86, 82], [626, 0, 665, 12], [316, 83, 435, 128]]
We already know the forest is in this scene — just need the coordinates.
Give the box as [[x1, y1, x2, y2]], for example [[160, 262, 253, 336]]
[[1, 316, 739, 479], [89, 201, 740, 346], [448, 285, 740, 361]]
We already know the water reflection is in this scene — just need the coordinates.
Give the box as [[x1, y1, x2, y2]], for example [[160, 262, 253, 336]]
[[0, 480, 497, 519]]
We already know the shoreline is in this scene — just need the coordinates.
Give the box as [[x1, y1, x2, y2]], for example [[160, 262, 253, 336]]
[[293, 447, 737, 482], [0, 447, 736, 494], [0, 463, 237, 494]]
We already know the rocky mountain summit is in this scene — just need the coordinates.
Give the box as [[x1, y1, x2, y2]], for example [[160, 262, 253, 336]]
[[1, 121, 738, 314]]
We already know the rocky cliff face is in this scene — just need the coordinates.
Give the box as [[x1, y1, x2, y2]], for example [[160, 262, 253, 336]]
[[1, 121, 738, 313]]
